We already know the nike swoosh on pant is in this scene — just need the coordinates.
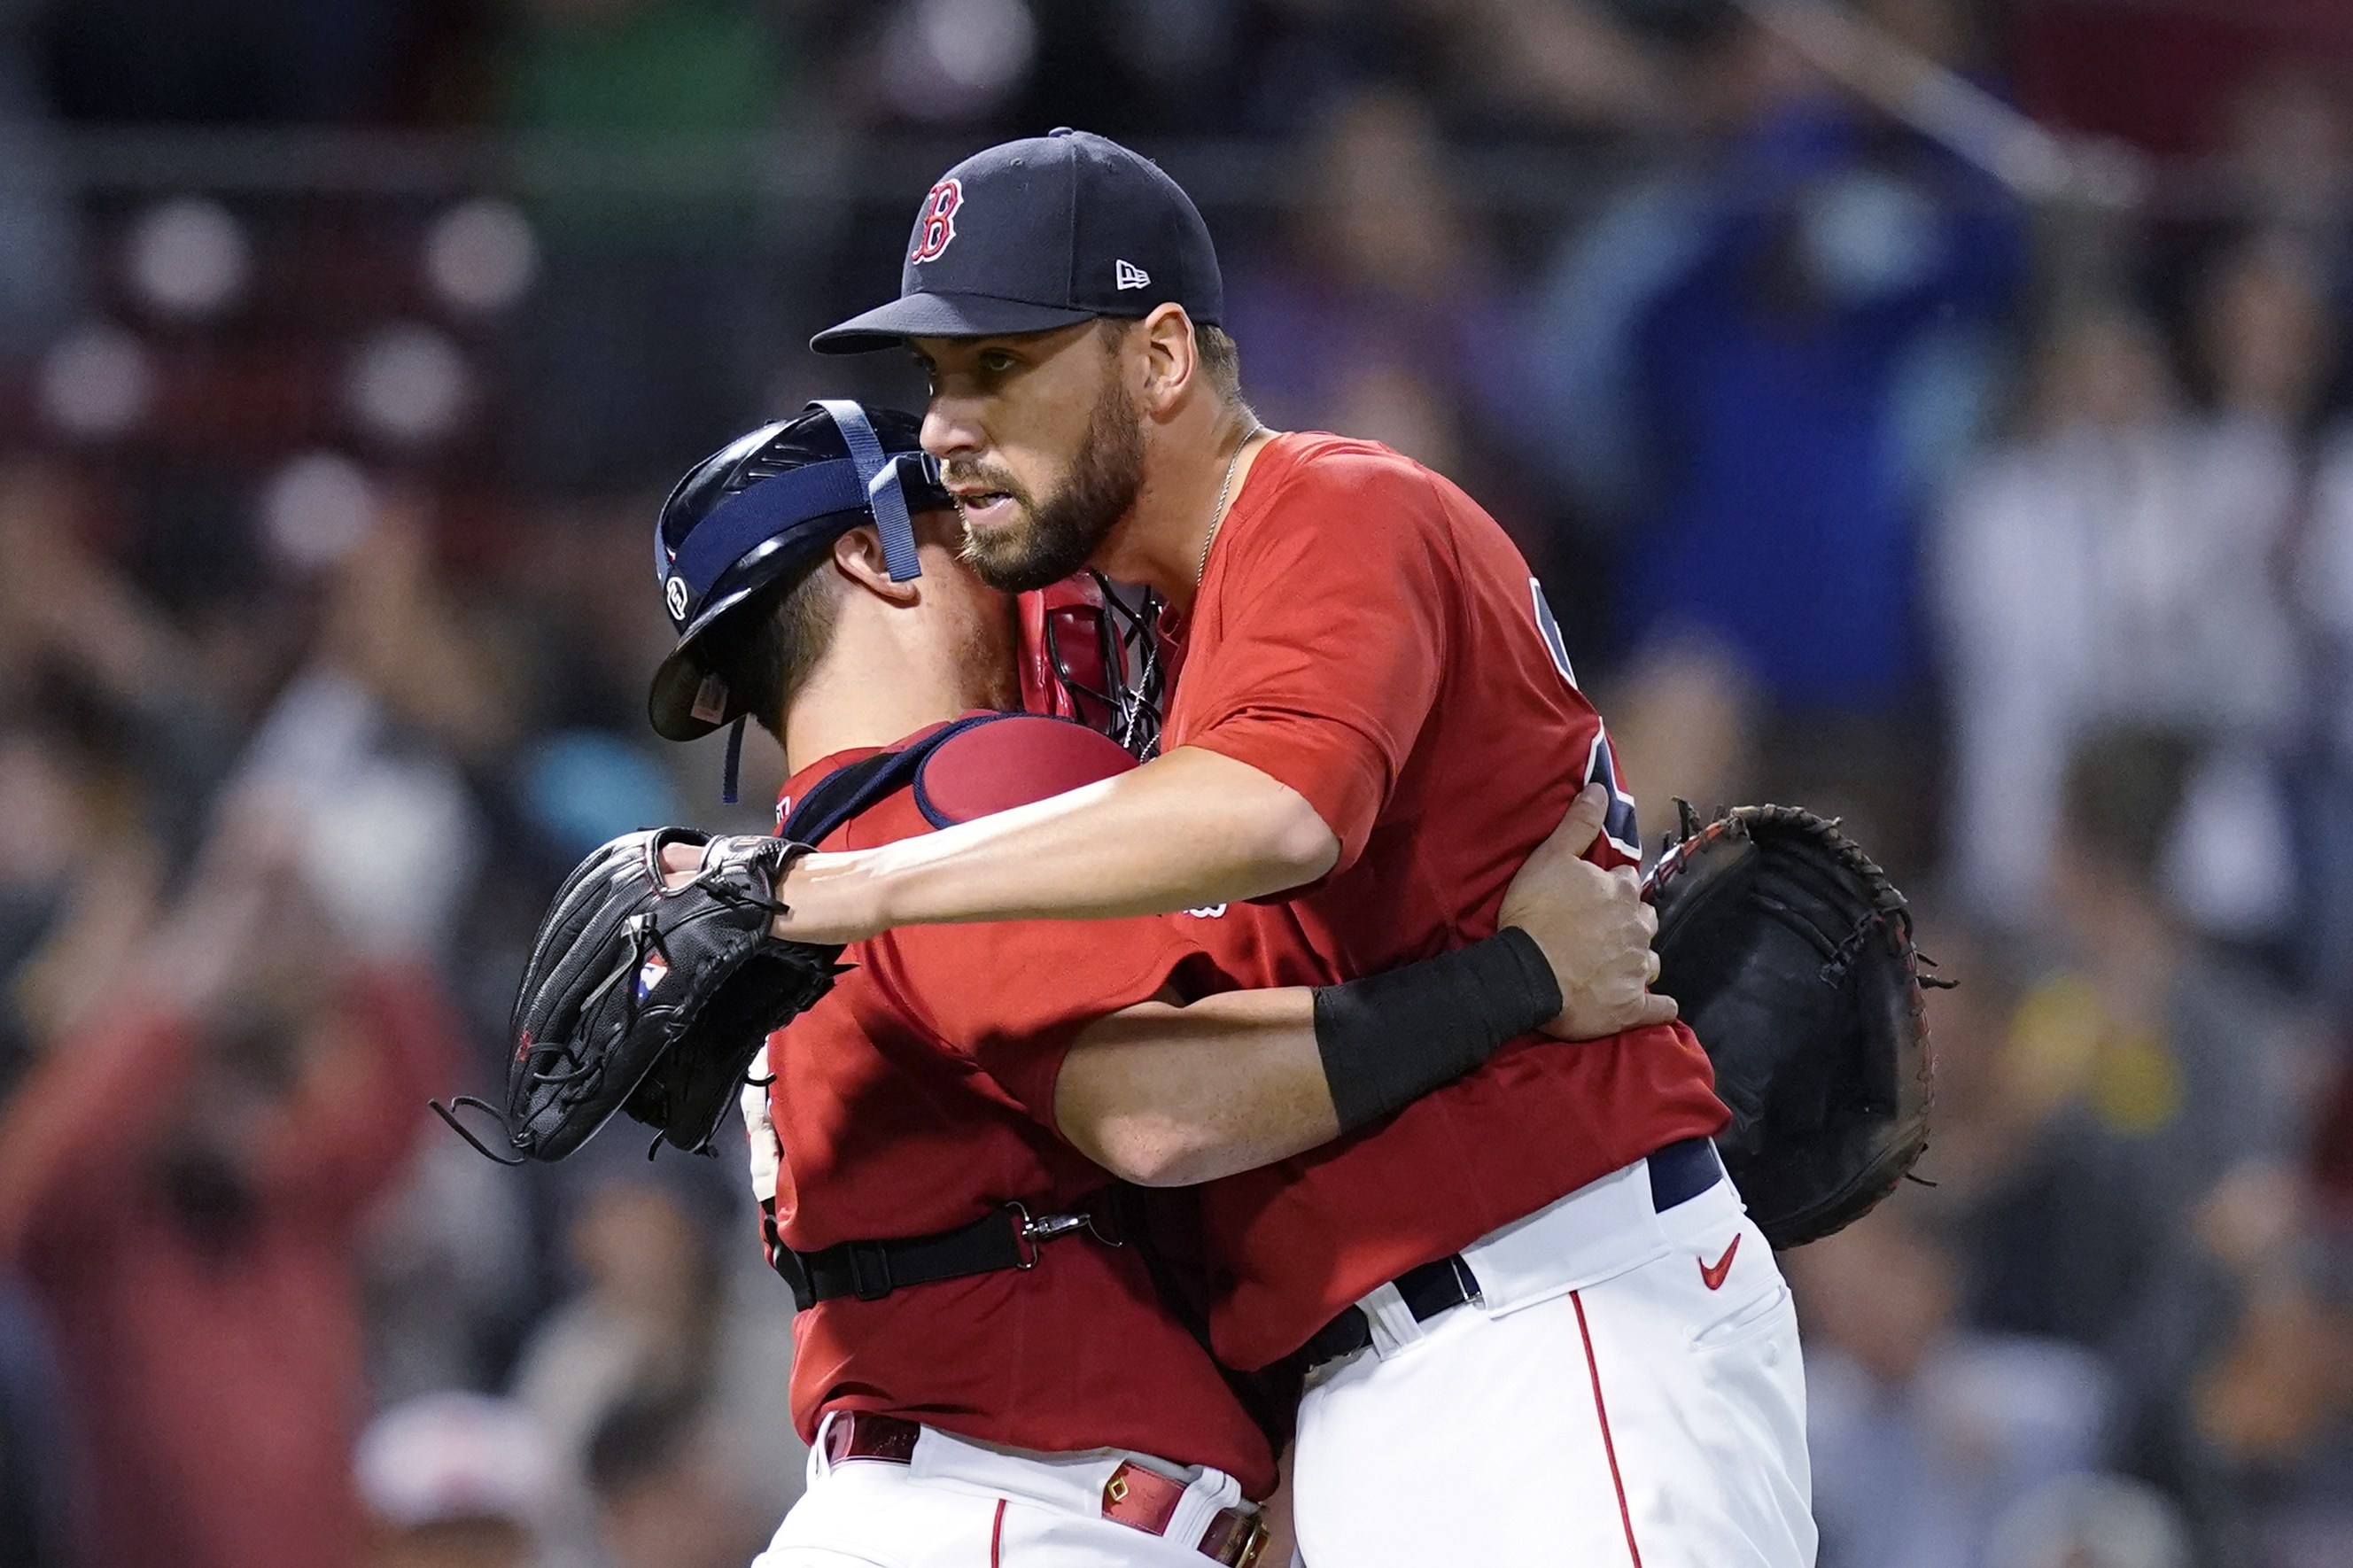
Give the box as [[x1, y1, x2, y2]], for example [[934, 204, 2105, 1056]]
[[1699, 1234, 1740, 1291]]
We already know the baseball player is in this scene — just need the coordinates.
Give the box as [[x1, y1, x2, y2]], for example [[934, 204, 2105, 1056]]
[[645, 401, 1638, 1568], [771, 129, 1816, 1567]]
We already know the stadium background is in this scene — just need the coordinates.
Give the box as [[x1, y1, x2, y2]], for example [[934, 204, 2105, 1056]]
[[4, 0, 2353, 1564]]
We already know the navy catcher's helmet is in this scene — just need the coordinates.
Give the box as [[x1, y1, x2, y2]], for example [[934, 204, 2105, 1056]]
[[649, 400, 949, 749]]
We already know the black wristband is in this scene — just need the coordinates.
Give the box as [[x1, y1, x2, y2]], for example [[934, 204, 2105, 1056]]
[[1312, 928, 1565, 1134]]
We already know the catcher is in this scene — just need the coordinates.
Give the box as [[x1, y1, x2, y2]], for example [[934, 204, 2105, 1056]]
[[495, 403, 1685, 1567]]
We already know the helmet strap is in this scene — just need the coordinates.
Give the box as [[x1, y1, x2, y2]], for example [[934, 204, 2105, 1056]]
[[722, 714, 747, 805], [812, 399, 923, 583]]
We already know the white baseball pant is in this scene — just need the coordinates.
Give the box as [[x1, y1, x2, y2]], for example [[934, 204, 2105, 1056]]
[[751, 1417, 1260, 1567], [1290, 1154, 1815, 1567]]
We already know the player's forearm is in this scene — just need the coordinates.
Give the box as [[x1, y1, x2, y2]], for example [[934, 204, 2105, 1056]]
[[775, 746, 1340, 942], [1057, 930, 1569, 1188], [1055, 989, 1340, 1188]]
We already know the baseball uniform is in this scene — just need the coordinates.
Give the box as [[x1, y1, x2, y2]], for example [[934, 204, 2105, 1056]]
[[1165, 433, 1815, 1568], [745, 712, 1274, 1568]]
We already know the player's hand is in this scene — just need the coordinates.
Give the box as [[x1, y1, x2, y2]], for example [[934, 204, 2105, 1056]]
[[1499, 785, 1677, 1039], [661, 840, 882, 943]]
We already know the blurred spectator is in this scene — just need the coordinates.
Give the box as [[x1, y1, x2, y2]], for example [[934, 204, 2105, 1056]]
[[1984, 1472, 2191, 1568], [1958, 725, 2326, 1533], [2184, 1205, 2353, 1565], [1535, 1, 2025, 873], [586, 1388, 774, 1568], [1223, 89, 1549, 553], [356, 1392, 559, 1568], [510, 1145, 804, 1542], [0, 796, 460, 1568], [1938, 245, 2327, 937], [2282, 261, 2353, 1007], [0, 462, 241, 886], [2215, 63, 2351, 248], [1790, 1201, 2110, 1568], [361, 1134, 537, 1407]]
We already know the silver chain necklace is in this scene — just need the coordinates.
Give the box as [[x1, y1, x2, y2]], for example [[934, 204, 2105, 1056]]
[[1196, 423, 1262, 588]]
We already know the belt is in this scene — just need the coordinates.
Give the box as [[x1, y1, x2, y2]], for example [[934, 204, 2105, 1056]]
[[1300, 1136, 1725, 1369], [766, 1196, 1111, 1311], [823, 1412, 1269, 1567]]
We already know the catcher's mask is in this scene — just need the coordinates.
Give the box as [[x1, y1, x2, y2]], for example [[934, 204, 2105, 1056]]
[[1018, 571, 1171, 760], [649, 400, 951, 790]]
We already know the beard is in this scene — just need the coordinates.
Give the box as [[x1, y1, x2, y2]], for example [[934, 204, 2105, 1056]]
[[953, 376, 1145, 594]]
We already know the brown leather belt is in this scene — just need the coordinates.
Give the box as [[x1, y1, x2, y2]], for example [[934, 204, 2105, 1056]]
[[823, 1411, 1268, 1566]]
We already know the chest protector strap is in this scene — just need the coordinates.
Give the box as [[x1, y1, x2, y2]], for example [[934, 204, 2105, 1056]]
[[765, 710, 1105, 1310]]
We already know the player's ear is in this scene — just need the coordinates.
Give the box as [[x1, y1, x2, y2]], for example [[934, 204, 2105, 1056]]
[[831, 525, 920, 606], [1135, 302, 1196, 415]]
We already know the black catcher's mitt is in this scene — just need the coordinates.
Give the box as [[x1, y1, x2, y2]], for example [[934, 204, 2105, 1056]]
[[440, 829, 841, 1164], [1645, 803, 1938, 1249]]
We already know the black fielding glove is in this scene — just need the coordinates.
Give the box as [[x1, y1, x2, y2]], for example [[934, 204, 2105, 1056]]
[[440, 829, 843, 1165], [1646, 803, 1938, 1249]]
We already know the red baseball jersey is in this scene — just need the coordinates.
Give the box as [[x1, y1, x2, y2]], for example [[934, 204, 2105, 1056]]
[[760, 714, 1277, 1497], [1164, 431, 1730, 1371]]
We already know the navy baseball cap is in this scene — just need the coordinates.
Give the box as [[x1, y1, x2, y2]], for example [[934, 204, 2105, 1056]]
[[812, 128, 1223, 353]]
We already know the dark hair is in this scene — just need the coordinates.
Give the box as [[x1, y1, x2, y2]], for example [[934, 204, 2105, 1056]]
[[689, 555, 839, 743], [2061, 723, 2197, 883]]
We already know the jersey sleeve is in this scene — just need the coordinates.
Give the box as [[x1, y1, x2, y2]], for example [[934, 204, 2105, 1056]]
[[1180, 454, 1454, 878], [850, 711, 1208, 1132], [870, 919, 1213, 1132]]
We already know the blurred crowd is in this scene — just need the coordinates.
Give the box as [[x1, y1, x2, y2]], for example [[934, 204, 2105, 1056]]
[[4, 1, 2353, 1565]]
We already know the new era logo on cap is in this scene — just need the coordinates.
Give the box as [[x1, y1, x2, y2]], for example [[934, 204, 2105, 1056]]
[[1114, 260, 1150, 290]]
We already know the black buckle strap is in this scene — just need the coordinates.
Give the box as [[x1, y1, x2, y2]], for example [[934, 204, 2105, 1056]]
[[772, 1194, 1114, 1310]]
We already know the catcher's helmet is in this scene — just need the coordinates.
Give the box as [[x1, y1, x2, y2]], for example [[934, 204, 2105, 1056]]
[[649, 400, 950, 744]]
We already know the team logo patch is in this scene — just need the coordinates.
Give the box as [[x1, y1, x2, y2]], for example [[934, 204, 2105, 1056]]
[[634, 951, 672, 1004], [665, 574, 691, 622], [910, 179, 963, 264], [1114, 259, 1151, 291]]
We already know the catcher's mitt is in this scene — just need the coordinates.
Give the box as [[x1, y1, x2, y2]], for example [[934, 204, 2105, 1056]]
[[438, 828, 841, 1164], [1645, 803, 1938, 1249]]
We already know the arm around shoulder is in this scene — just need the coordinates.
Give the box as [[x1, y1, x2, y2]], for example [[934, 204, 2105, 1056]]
[[774, 745, 1340, 943]]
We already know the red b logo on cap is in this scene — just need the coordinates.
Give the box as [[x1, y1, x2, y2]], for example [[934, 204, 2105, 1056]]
[[910, 179, 962, 264]]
